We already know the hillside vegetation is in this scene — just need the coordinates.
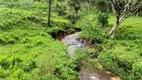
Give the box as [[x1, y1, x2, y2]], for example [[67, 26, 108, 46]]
[[0, 0, 142, 80], [98, 16, 142, 80], [0, 2, 78, 80]]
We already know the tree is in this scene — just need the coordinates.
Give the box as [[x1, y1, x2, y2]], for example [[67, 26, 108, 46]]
[[67, 0, 81, 17], [54, 0, 67, 16], [33, 0, 41, 3], [81, 0, 96, 21], [108, 0, 142, 39], [96, 0, 109, 27], [3, 0, 20, 13], [87, 0, 96, 21], [95, 0, 108, 12], [48, 0, 51, 26], [67, 0, 96, 21]]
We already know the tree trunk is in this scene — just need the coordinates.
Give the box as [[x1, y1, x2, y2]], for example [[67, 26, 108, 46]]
[[48, 0, 51, 26], [108, 15, 126, 39], [88, 7, 92, 21], [75, 10, 78, 17], [109, 21, 120, 39], [111, 3, 115, 14]]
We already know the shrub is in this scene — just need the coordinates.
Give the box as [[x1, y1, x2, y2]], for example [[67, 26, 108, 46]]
[[97, 12, 109, 27], [80, 23, 104, 43]]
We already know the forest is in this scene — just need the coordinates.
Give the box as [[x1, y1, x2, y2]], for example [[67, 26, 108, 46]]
[[0, 0, 142, 80]]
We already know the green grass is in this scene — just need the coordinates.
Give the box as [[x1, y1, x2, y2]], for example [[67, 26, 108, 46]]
[[23, 0, 34, 3], [0, 27, 79, 80], [0, 4, 79, 80], [73, 10, 142, 80], [98, 16, 142, 80], [109, 16, 142, 26]]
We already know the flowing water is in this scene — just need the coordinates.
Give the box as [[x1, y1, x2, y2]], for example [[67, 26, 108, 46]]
[[62, 32, 85, 58]]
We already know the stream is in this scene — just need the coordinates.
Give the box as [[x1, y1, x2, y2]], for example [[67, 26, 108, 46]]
[[62, 32, 99, 80], [61, 32, 85, 58], [62, 32, 121, 80]]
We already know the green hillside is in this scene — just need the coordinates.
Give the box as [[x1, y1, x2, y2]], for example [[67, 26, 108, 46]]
[[0, 0, 142, 80]]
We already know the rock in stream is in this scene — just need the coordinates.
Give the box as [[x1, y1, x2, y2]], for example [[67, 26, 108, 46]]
[[62, 32, 85, 58]]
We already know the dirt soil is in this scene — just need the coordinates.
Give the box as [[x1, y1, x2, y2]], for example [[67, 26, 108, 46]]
[[80, 64, 121, 80]]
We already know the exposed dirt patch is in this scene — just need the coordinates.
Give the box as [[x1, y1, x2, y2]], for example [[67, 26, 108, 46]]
[[80, 63, 121, 80], [93, 69, 121, 80], [49, 30, 67, 40], [80, 69, 121, 80], [49, 27, 81, 40]]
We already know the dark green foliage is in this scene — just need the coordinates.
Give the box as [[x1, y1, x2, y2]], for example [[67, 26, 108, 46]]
[[97, 12, 109, 27], [95, 0, 108, 12], [67, 15, 80, 24], [53, 1, 67, 16]]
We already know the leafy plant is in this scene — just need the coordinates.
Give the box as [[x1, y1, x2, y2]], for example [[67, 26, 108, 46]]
[[97, 12, 109, 27], [80, 23, 104, 43]]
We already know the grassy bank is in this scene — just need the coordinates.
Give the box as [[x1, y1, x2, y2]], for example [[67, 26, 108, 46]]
[[0, 4, 79, 80], [98, 16, 142, 80]]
